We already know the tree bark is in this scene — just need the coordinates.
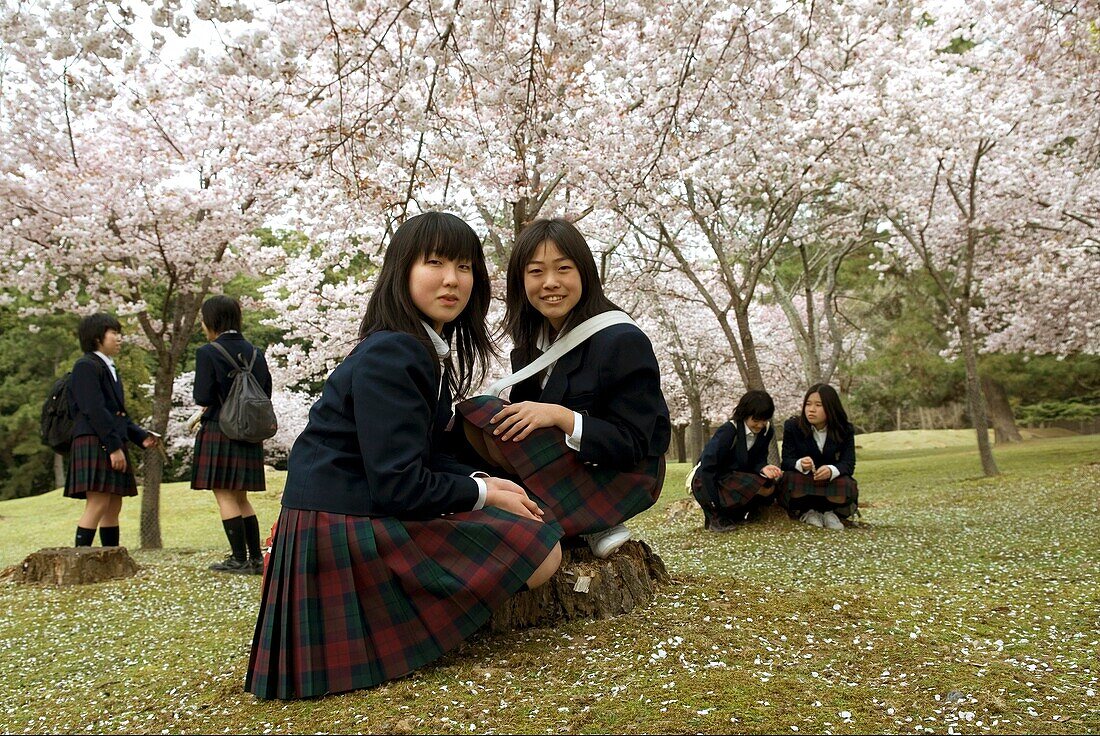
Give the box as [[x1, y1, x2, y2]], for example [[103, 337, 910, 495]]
[[981, 376, 1023, 444], [53, 453, 65, 489], [958, 322, 999, 475], [140, 350, 177, 549], [672, 424, 687, 463], [489, 540, 669, 632], [12, 546, 139, 586], [686, 392, 705, 461]]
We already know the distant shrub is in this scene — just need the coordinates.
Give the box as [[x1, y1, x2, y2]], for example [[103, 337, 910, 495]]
[[1016, 399, 1100, 425]]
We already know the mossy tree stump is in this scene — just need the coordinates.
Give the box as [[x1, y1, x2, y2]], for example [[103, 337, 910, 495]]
[[7, 547, 139, 586], [489, 539, 670, 632]]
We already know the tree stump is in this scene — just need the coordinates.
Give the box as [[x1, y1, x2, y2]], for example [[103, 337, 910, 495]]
[[489, 539, 670, 632], [8, 547, 139, 586]]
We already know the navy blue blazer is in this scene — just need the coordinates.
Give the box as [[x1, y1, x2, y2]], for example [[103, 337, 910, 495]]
[[280, 330, 481, 519], [193, 332, 273, 422], [695, 419, 774, 504], [509, 322, 671, 471], [780, 417, 857, 477], [68, 353, 149, 453]]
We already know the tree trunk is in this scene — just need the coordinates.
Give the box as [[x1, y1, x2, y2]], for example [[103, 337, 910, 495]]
[[140, 356, 177, 549], [958, 324, 999, 476], [53, 453, 65, 489], [981, 376, 1023, 444], [11, 546, 139, 586], [687, 392, 705, 462], [672, 424, 686, 464], [489, 540, 669, 632], [731, 305, 765, 390]]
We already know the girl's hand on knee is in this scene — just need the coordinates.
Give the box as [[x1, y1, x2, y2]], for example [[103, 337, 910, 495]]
[[490, 402, 571, 442], [813, 466, 832, 482], [761, 465, 782, 480], [485, 487, 545, 521], [109, 449, 127, 472]]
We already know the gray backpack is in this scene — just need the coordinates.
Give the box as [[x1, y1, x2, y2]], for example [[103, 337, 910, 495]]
[[209, 342, 278, 443]]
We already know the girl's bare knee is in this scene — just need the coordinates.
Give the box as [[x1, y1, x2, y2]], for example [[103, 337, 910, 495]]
[[526, 542, 562, 590]]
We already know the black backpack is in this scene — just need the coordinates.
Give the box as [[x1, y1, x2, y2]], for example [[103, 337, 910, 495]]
[[208, 342, 278, 443], [40, 373, 74, 454]]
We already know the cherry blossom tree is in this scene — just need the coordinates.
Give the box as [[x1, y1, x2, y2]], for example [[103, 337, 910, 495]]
[[0, 0, 297, 545], [596, 0, 888, 396], [857, 0, 1100, 475]]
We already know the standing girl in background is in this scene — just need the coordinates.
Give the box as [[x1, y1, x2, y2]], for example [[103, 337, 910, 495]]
[[191, 295, 272, 575], [247, 212, 562, 700], [779, 383, 858, 530], [66, 313, 158, 547], [457, 218, 670, 558], [691, 389, 783, 532]]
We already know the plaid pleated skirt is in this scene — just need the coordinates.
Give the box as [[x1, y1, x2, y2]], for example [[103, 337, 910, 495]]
[[64, 435, 138, 499], [190, 420, 266, 492], [246, 504, 562, 700], [691, 471, 775, 514], [455, 395, 664, 537], [779, 470, 859, 514]]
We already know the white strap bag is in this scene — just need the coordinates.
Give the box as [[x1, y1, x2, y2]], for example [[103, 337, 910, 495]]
[[483, 310, 637, 398]]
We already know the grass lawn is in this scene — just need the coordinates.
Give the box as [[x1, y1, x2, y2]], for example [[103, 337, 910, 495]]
[[1, 433, 1098, 734]]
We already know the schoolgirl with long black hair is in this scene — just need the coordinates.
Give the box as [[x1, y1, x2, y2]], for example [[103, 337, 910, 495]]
[[779, 383, 859, 530], [247, 212, 562, 700]]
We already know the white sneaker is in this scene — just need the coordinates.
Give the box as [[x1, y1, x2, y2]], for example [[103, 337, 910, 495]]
[[799, 510, 824, 528], [584, 524, 632, 558], [820, 511, 845, 531]]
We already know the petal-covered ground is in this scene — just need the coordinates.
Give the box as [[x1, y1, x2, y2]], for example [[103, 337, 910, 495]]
[[1, 434, 1097, 734]]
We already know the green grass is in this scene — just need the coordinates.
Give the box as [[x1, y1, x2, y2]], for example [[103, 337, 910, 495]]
[[2, 434, 1099, 734]]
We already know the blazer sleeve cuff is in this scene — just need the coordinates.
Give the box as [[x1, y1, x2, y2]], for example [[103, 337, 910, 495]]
[[471, 474, 488, 511]]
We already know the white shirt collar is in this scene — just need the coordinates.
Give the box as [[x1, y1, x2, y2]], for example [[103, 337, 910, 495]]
[[421, 321, 450, 360], [93, 350, 116, 369], [812, 425, 828, 438], [744, 421, 769, 437]]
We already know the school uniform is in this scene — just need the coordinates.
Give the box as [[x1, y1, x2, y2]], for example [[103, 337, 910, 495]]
[[691, 419, 778, 521], [456, 321, 671, 537], [247, 328, 561, 700], [190, 332, 272, 492], [779, 417, 859, 516], [64, 352, 149, 499]]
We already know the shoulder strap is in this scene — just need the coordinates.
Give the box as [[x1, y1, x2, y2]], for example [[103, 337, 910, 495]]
[[484, 310, 637, 397], [209, 341, 247, 372]]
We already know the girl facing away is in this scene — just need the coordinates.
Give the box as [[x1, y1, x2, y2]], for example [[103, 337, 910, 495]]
[[66, 312, 159, 548], [246, 212, 562, 700], [779, 383, 859, 530], [456, 217, 671, 558], [190, 295, 273, 575], [690, 389, 783, 532]]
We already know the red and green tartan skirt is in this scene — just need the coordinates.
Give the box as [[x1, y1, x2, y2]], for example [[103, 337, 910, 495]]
[[190, 420, 266, 492], [64, 435, 138, 499], [455, 395, 664, 538], [691, 470, 775, 514], [245, 504, 562, 700], [778, 470, 859, 515]]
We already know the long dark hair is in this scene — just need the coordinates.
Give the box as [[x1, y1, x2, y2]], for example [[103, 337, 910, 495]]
[[358, 212, 492, 399], [503, 218, 621, 359], [797, 383, 850, 442]]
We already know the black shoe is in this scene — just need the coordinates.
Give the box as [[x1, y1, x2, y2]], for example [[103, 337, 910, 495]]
[[246, 558, 264, 575], [209, 556, 252, 574]]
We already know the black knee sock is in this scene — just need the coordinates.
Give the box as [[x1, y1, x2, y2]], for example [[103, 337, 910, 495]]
[[222, 516, 247, 561], [75, 526, 96, 547], [99, 526, 120, 547], [241, 515, 262, 560]]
